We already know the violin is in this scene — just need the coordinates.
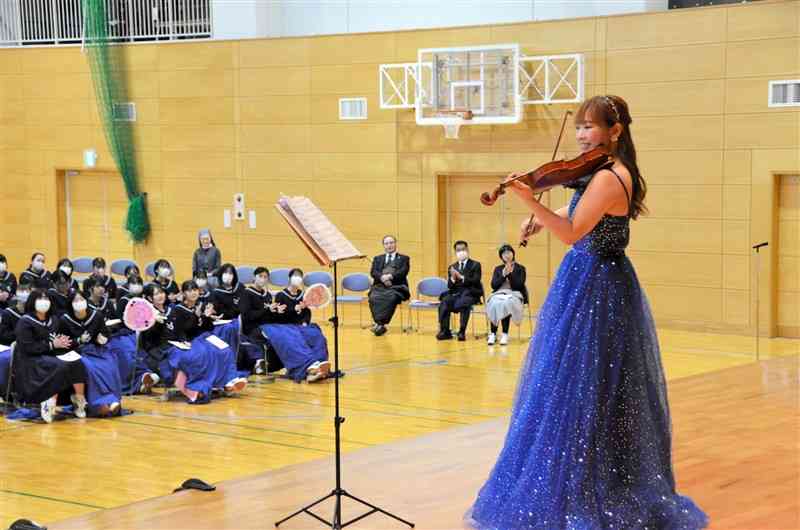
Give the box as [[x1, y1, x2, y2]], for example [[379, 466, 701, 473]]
[[479, 147, 613, 206]]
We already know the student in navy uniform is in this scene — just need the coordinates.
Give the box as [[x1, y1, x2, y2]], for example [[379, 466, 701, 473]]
[[110, 274, 158, 395], [82, 257, 117, 300], [0, 278, 24, 396], [0, 281, 30, 345], [165, 280, 217, 343], [57, 291, 122, 417], [84, 275, 116, 321], [55, 258, 81, 292], [162, 280, 245, 403], [238, 266, 284, 374], [13, 290, 87, 423], [212, 263, 244, 320], [115, 275, 144, 321], [194, 269, 213, 308], [0, 254, 18, 310], [20, 252, 52, 290], [263, 268, 330, 383], [150, 258, 180, 304], [115, 263, 141, 302], [437, 240, 484, 342], [274, 268, 311, 325], [48, 270, 75, 317], [137, 284, 170, 392]]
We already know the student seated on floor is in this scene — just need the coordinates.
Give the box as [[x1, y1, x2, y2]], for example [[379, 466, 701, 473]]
[[13, 290, 87, 423], [260, 268, 330, 383]]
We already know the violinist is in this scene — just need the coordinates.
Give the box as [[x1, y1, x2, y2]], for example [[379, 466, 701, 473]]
[[468, 96, 708, 529]]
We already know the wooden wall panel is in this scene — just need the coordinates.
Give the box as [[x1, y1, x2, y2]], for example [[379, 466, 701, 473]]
[[0, 0, 796, 337]]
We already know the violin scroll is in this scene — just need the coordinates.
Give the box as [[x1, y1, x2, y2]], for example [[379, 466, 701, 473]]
[[480, 188, 505, 206]]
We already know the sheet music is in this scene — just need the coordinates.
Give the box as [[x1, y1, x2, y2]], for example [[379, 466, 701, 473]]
[[206, 335, 230, 350], [57, 351, 82, 362], [276, 196, 365, 266]]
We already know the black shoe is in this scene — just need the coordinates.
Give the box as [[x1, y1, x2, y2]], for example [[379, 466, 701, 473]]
[[374, 324, 387, 336], [457, 331, 466, 341], [436, 331, 453, 340]]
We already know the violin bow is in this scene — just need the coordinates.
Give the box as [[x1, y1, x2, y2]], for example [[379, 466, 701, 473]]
[[520, 110, 572, 247]]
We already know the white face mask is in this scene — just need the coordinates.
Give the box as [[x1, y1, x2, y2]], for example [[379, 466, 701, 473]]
[[32, 260, 44, 272], [290, 275, 303, 287], [35, 299, 51, 313], [129, 284, 143, 295], [95, 268, 106, 276], [195, 278, 207, 288], [158, 267, 171, 278], [455, 250, 468, 262], [254, 276, 268, 288], [72, 300, 88, 312], [0, 262, 6, 273], [222, 273, 234, 285], [60, 266, 72, 275], [16, 291, 30, 303]]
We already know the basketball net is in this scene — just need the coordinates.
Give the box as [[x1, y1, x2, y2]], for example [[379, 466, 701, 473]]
[[437, 109, 474, 140]]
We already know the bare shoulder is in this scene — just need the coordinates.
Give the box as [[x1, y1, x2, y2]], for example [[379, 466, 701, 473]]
[[592, 163, 632, 198]]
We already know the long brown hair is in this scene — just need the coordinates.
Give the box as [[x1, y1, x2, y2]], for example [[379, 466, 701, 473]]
[[575, 95, 647, 219]]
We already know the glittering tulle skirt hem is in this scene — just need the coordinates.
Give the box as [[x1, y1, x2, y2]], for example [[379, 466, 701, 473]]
[[466, 248, 708, 529]]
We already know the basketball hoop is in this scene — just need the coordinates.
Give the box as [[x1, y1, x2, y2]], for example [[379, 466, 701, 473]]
[[436, 109, 474, 140]]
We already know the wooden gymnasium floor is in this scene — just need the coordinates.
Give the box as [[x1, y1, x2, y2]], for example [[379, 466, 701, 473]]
[[1, 311, 798, 530]]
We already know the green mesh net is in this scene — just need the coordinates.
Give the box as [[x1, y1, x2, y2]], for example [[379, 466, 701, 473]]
[[82, 0, 150, 243]]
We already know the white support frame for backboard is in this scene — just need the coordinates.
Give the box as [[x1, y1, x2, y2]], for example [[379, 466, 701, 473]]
[[518, 53, 583, 105], [379, 62, 431, 109]]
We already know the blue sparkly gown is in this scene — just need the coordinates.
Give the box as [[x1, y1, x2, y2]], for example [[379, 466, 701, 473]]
[[467, 171, 709, 530]]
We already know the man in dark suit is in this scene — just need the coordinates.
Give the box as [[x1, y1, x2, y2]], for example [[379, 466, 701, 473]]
[[368, 235, 410, 336], [438, 240, 484, 341]]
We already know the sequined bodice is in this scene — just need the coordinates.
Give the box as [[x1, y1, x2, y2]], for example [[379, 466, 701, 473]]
[[567, 175, 630, 257]]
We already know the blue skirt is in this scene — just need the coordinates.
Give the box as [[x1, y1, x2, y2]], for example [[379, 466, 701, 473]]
[[0, 349, 10, 397], [108, 333, 149, 394], [467, 248, 708, 529], [79, 344, 123, 414], [167, 332, 238, 398], [212, 320, 240, 353], [211, 319, 263, 368], [260, 323, 328, 382]]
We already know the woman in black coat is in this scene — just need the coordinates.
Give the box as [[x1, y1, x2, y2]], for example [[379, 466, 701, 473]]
[[486, 244, 529, 346]]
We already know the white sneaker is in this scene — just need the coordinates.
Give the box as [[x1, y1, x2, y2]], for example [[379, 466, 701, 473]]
[[109, 402, 121, 415], [499, 333, 509, 346], [71, 394, 87, 419], [40, 397, 57, 423], [306, 371, 326, 383], [317, 361, 331, 377], [487, 333, 496, 345], [254, 359, 267, 375], [140, 372, 160, 394], [306, 361, 330, 383], [224, 377, 248, 393]]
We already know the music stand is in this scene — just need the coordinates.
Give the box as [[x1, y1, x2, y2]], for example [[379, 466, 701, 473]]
[[274, 196, 414, 530]]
